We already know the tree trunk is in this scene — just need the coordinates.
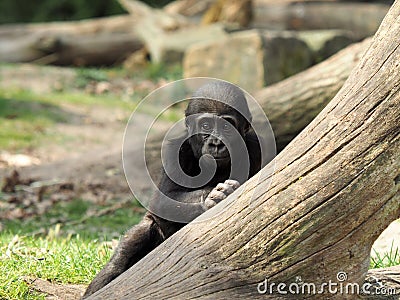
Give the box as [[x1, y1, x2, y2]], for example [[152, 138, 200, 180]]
[[254, 37, 370, 152], [88, 1, 400, 298]]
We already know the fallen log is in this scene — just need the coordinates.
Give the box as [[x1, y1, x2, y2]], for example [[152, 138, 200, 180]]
[[0, 32, 142, 66], [252, 1, 390, 39], [0, 16, 142, 66], [166, 0, 390, 40], [254, 37, 370, 152], [0, 15, 135, 38], [88, 0, 400, 299]]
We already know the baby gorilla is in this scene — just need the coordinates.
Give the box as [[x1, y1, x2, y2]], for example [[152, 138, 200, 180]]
[[83, 81, 262, 298]]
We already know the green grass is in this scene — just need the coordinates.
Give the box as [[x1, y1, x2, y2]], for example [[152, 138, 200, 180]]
[[0, 198, 144, 299], [75, 68, 110, 88], [142, 63, 183, 81], [0, 198, 398, 299], [0, 88, 137, 151], [3, 198, 144, 240], [370, 241, 400, 269], [0, 92, 67, 150], [0, 234, 109, 300], [0, 87, 138, 110], [75, 63, 182, 83]]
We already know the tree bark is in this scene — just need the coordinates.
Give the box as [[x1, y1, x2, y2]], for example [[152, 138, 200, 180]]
[[254, 37, 370, 152], [88, 1, 400, 299]]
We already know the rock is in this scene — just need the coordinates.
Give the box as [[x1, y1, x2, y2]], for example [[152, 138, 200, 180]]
[[372, 219, 400, 261], [260, 30, 314, 85], [183, 29, 313, 92], [295, 30, 356, 62]]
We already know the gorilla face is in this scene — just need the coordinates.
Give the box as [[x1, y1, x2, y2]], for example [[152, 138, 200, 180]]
[[186, 112, 244, 167]]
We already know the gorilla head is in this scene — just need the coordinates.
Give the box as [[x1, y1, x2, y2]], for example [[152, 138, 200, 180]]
[[184, 82, 252, 168]]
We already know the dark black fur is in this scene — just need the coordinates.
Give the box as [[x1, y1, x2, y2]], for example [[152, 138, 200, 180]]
[[83, 82, 262, 298]]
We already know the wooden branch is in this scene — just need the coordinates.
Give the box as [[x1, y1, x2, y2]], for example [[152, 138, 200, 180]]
[[118, 0, 191, 31], [88, 0, 400, 298], [119, 0, 227, 64], [254, 37, 370, 152]]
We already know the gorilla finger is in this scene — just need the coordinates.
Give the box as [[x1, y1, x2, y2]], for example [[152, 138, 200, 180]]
[[225, 179, 240, 190], [207, 190, 226, 201], [204, 198, 217, 209], [215, 183, 234, 194]]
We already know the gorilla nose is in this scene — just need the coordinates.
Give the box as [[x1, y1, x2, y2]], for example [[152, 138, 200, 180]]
[[208, 138, 227, 156]]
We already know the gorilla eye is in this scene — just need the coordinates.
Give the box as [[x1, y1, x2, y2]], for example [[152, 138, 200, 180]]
[[201, 122, 211, 131], [222, 123, 232, 132]]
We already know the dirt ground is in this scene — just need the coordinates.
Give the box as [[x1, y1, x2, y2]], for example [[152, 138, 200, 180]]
[[0, 65, 171, 206], [1, 105, 127, 198]]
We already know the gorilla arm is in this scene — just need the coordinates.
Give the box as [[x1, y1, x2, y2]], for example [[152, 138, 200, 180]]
[[83, 213, 163, 298], [151, 173, 240, 224], [82, 175, 240, 299]]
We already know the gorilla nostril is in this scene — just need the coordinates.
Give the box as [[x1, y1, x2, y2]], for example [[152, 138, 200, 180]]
[[208, 138, 222, 147], [218, 144, 226, 152]]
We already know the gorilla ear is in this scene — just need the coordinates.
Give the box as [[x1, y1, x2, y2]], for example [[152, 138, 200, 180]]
[[185, 117, 191, 132], [240, 117, 251, 135], [244, 122, 251, 135]]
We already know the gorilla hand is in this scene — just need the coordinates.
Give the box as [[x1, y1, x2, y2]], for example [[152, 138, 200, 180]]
[[204, 179, 240, 209]]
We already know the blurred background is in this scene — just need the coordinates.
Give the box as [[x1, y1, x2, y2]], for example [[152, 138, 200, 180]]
[[0, 0, 167, 24], [0, 1, 398, 299]]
